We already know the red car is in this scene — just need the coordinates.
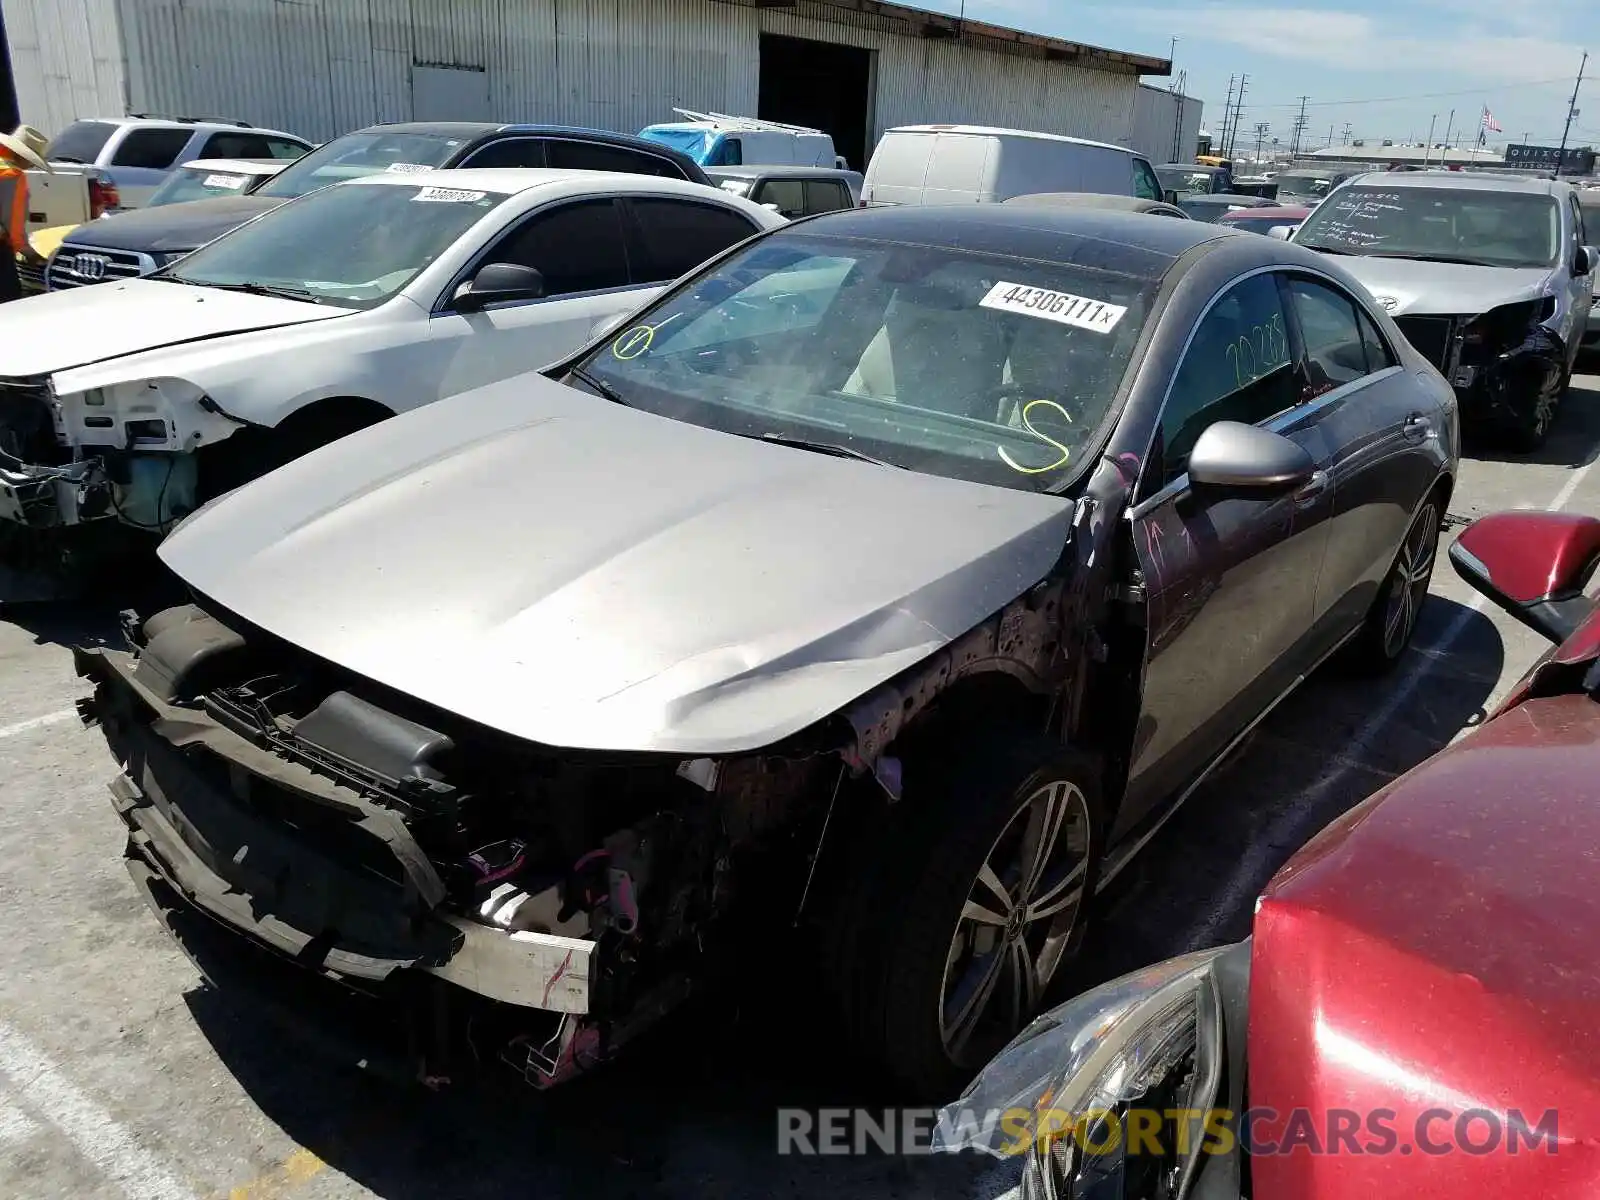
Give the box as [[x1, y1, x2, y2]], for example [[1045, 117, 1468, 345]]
[[1218, 204, 1312, 237], [934, 508, 1600, 1198]]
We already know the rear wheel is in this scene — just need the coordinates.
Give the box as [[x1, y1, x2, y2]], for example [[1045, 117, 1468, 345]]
[[827, 733, 1105, 1098], [1343, 493, 1442, 675]]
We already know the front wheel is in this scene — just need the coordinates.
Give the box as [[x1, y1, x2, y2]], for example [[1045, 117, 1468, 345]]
[[829, 734, 1105, 1098]]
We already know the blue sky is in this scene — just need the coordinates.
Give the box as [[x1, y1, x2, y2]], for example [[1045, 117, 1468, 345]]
[[920, 0, 1592, 151]]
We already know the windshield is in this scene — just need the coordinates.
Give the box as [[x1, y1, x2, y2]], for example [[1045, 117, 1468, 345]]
[[1157, 167, 1217, 194], [254, 130, 464, 200], [163, 181, 508, 308], [147, 165, 267, 207], [570, 232, 1156, 493], [1276, 174, 1336, 198], [1296, 185, 1561, 268]]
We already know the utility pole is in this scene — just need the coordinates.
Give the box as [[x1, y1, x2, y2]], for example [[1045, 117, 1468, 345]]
[[1555, 50, 1587, 178], [1253, 121, 1269, 163], [1288, 95, 1308, 157], [1220, 75, 1236, 158], [1341, 121, 1353, 145], [1423, 114, 1436, 166], [1442, 108, 1455, 161], [1226, 74, 1249, 157], [1326, 124, 1334, 147]]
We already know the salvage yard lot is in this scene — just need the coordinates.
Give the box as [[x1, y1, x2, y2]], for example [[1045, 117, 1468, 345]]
[[4, 370, 1600, 1200]]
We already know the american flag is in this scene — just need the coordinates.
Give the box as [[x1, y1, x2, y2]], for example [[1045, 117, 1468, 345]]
[[1480, 106, 1503, 134]]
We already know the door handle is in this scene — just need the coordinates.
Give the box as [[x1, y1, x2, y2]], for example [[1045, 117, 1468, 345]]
[[1292, 469, 1329, 503], [1403, 414, 1432, 439]]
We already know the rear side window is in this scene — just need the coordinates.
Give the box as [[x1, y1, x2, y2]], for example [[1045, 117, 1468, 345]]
[[547, 140, 682, 178], [1287, 277, 1371, 395], [460, 138, 547, 169], [491, 199, 631, 296], [628, 198, 759, 281], [804, 180, 851, 214], [111, 128, 194, 169], [1357, 307, 1397, 372], [44, 120, 118, 165], [755, 178, 806, 217], [201, 131, 308, 160]]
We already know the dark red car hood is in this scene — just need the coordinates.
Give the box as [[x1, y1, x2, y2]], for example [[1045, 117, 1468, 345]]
[[1251, 692, 1600, 1198]]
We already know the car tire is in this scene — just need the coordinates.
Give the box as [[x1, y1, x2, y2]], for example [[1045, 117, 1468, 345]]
[[826, 732, 1105, 1099], [1503, 366, 1565, 453], [1342, 491, 1443, 675]]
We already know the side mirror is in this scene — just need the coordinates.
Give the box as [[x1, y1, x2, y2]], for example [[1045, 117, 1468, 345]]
[[453, 262, 544, 312], [1163, 188, 1180, 205], [1187, 421, 1317, 490], [1575, 245, 1597, 277], [1449, 511, 1600, 643], [1268, 225, 1294, 241]]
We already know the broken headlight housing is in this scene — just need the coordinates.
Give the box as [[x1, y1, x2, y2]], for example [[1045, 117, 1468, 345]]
[[1461, 296, 1556, 354], [933, 946, 1245, 1200]]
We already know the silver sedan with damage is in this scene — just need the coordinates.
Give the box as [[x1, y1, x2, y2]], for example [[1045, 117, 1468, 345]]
[[76, 205, 1458, 1099]]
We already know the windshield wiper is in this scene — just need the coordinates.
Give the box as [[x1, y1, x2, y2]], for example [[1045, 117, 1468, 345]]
[[1364, 252, 1496, 266], [567, 365, 630, 406], [757, 433, 897, 468], [1298, 244, 1360, 255], [193, 280, 327, 303]]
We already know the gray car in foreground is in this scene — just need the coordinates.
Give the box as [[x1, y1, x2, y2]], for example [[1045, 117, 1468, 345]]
[[1292, 171, 1597, 449], [76, 206, 1457, 1099]]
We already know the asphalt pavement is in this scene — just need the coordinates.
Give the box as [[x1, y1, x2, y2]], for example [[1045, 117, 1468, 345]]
[[3, 369, 1600, 1200]]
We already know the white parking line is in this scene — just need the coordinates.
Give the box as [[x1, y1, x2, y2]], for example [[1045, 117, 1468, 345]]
[[0, 1021, 196, 1200], [1190, 454, 1600, 948], [0, 1093, 41, 1145], [0, 707, 77, 741]]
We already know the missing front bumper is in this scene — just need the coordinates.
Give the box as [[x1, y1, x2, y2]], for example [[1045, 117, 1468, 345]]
[[80, 643, 599, 1019]]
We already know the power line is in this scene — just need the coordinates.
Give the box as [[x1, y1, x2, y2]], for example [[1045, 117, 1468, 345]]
[[1241, 76, 1575, 111]]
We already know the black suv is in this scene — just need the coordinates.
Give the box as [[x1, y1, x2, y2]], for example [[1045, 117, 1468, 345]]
[[46, 122, 713, 291]]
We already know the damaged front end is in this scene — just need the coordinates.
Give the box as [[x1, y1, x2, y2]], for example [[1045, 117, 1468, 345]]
[[1396, 298, 1566, 430], [76, 601, 850, 1089]]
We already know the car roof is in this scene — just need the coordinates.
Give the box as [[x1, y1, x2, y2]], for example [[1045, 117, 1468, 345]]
[[1341, 169, 1568, 196], [1003, 192, 1190, 218], [341, 167, 730, 200], [793, 204, 1241, 280], [707, 165, 860, 180], [1182, 193, 1273, 206], [885, 124, 1130, 155], [77, 115, 305, 140]]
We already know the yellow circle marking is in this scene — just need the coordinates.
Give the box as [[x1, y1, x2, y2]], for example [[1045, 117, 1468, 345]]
[[611, 324, 657, 360], [998, 398, 1074, 475]]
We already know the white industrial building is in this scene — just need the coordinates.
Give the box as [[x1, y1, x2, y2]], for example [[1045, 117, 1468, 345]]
[[0, 0, 1198, 171]]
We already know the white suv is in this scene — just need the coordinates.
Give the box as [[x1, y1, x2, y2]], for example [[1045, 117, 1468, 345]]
[[44, 115, 312, 209]]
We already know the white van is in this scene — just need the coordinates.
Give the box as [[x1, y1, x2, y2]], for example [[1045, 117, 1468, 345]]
[[862, 125, 1163, 207], [638, 110, 842, 169]]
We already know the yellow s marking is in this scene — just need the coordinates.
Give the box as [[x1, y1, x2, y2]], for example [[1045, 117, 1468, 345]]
[[998, 399, 1073, 474]]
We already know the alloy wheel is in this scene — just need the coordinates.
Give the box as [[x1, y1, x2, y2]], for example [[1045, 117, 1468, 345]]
[[939, 779, 1093, 1066], [1382, 502, 1439, 658]]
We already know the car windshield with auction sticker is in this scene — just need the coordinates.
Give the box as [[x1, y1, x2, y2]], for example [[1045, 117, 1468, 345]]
[[1295, 185, 1561, 269], [160, 181, 507, 309], [251, 129, 465, 200], [574, 231, 1158, 493]]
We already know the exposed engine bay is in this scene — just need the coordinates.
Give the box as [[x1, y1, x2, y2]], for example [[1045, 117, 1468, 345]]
[[1395, 298, 1568, 424]]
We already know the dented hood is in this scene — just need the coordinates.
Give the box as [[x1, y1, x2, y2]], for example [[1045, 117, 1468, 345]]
[[159, 373, 1075, 754], [1326, 256, 1556, 318], [0, 278, 341, 379]]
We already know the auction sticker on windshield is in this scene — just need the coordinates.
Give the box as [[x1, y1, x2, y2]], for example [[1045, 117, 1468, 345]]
[[979, 282, 1127, 333], [386, 162, 432, 174], [203, 173, 248, 189], [413, 186, 488, 203]]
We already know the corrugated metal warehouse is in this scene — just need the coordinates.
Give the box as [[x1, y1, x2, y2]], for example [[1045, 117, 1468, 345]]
[[0, 0, 1196, 169]]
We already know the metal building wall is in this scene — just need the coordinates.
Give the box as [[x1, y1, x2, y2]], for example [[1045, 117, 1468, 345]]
[[2, 0, 125, 135], [1128, 84, 1203, 164], [113, 0, 1151, 150]]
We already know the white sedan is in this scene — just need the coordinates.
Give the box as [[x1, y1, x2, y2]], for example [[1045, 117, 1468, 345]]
[[0, 169, 783, 535]]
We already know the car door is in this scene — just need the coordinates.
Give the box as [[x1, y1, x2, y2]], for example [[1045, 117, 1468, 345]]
[[1568, 193, 1594, 354], [1281, 273, 1442, 644], [427, 197, 642, 396], [1119, 270, 1335, 835]]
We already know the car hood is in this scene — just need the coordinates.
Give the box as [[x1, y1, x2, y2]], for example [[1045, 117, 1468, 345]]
[[0, 278, 342, 378], [1314, 255, 1555, 317], [60, 194, 282, 254], [1249, 692, 1600, 1197], [159, 373, 1076, 755]]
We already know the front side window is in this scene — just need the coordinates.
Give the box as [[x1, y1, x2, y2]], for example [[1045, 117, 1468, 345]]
[[44, 120, 117, 164], [1159, 273, 1294, 483], [163, 181, 509, 308], [1296, 185, 1561, 269], [754, 179, 806, 217], [547, 140, 680, 178], [571, 232, 1158, 493], [1132, 158, 1162, 201], [255, 130, 465, 199], [460, 138, 547, 169], [111, 128, 193, 170], [488, 199, 630, 295]]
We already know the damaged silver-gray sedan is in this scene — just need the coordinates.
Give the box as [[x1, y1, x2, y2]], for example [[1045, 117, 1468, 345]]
[[1292, 170, 1596, 450], [78, 205, 1458, 1098]]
